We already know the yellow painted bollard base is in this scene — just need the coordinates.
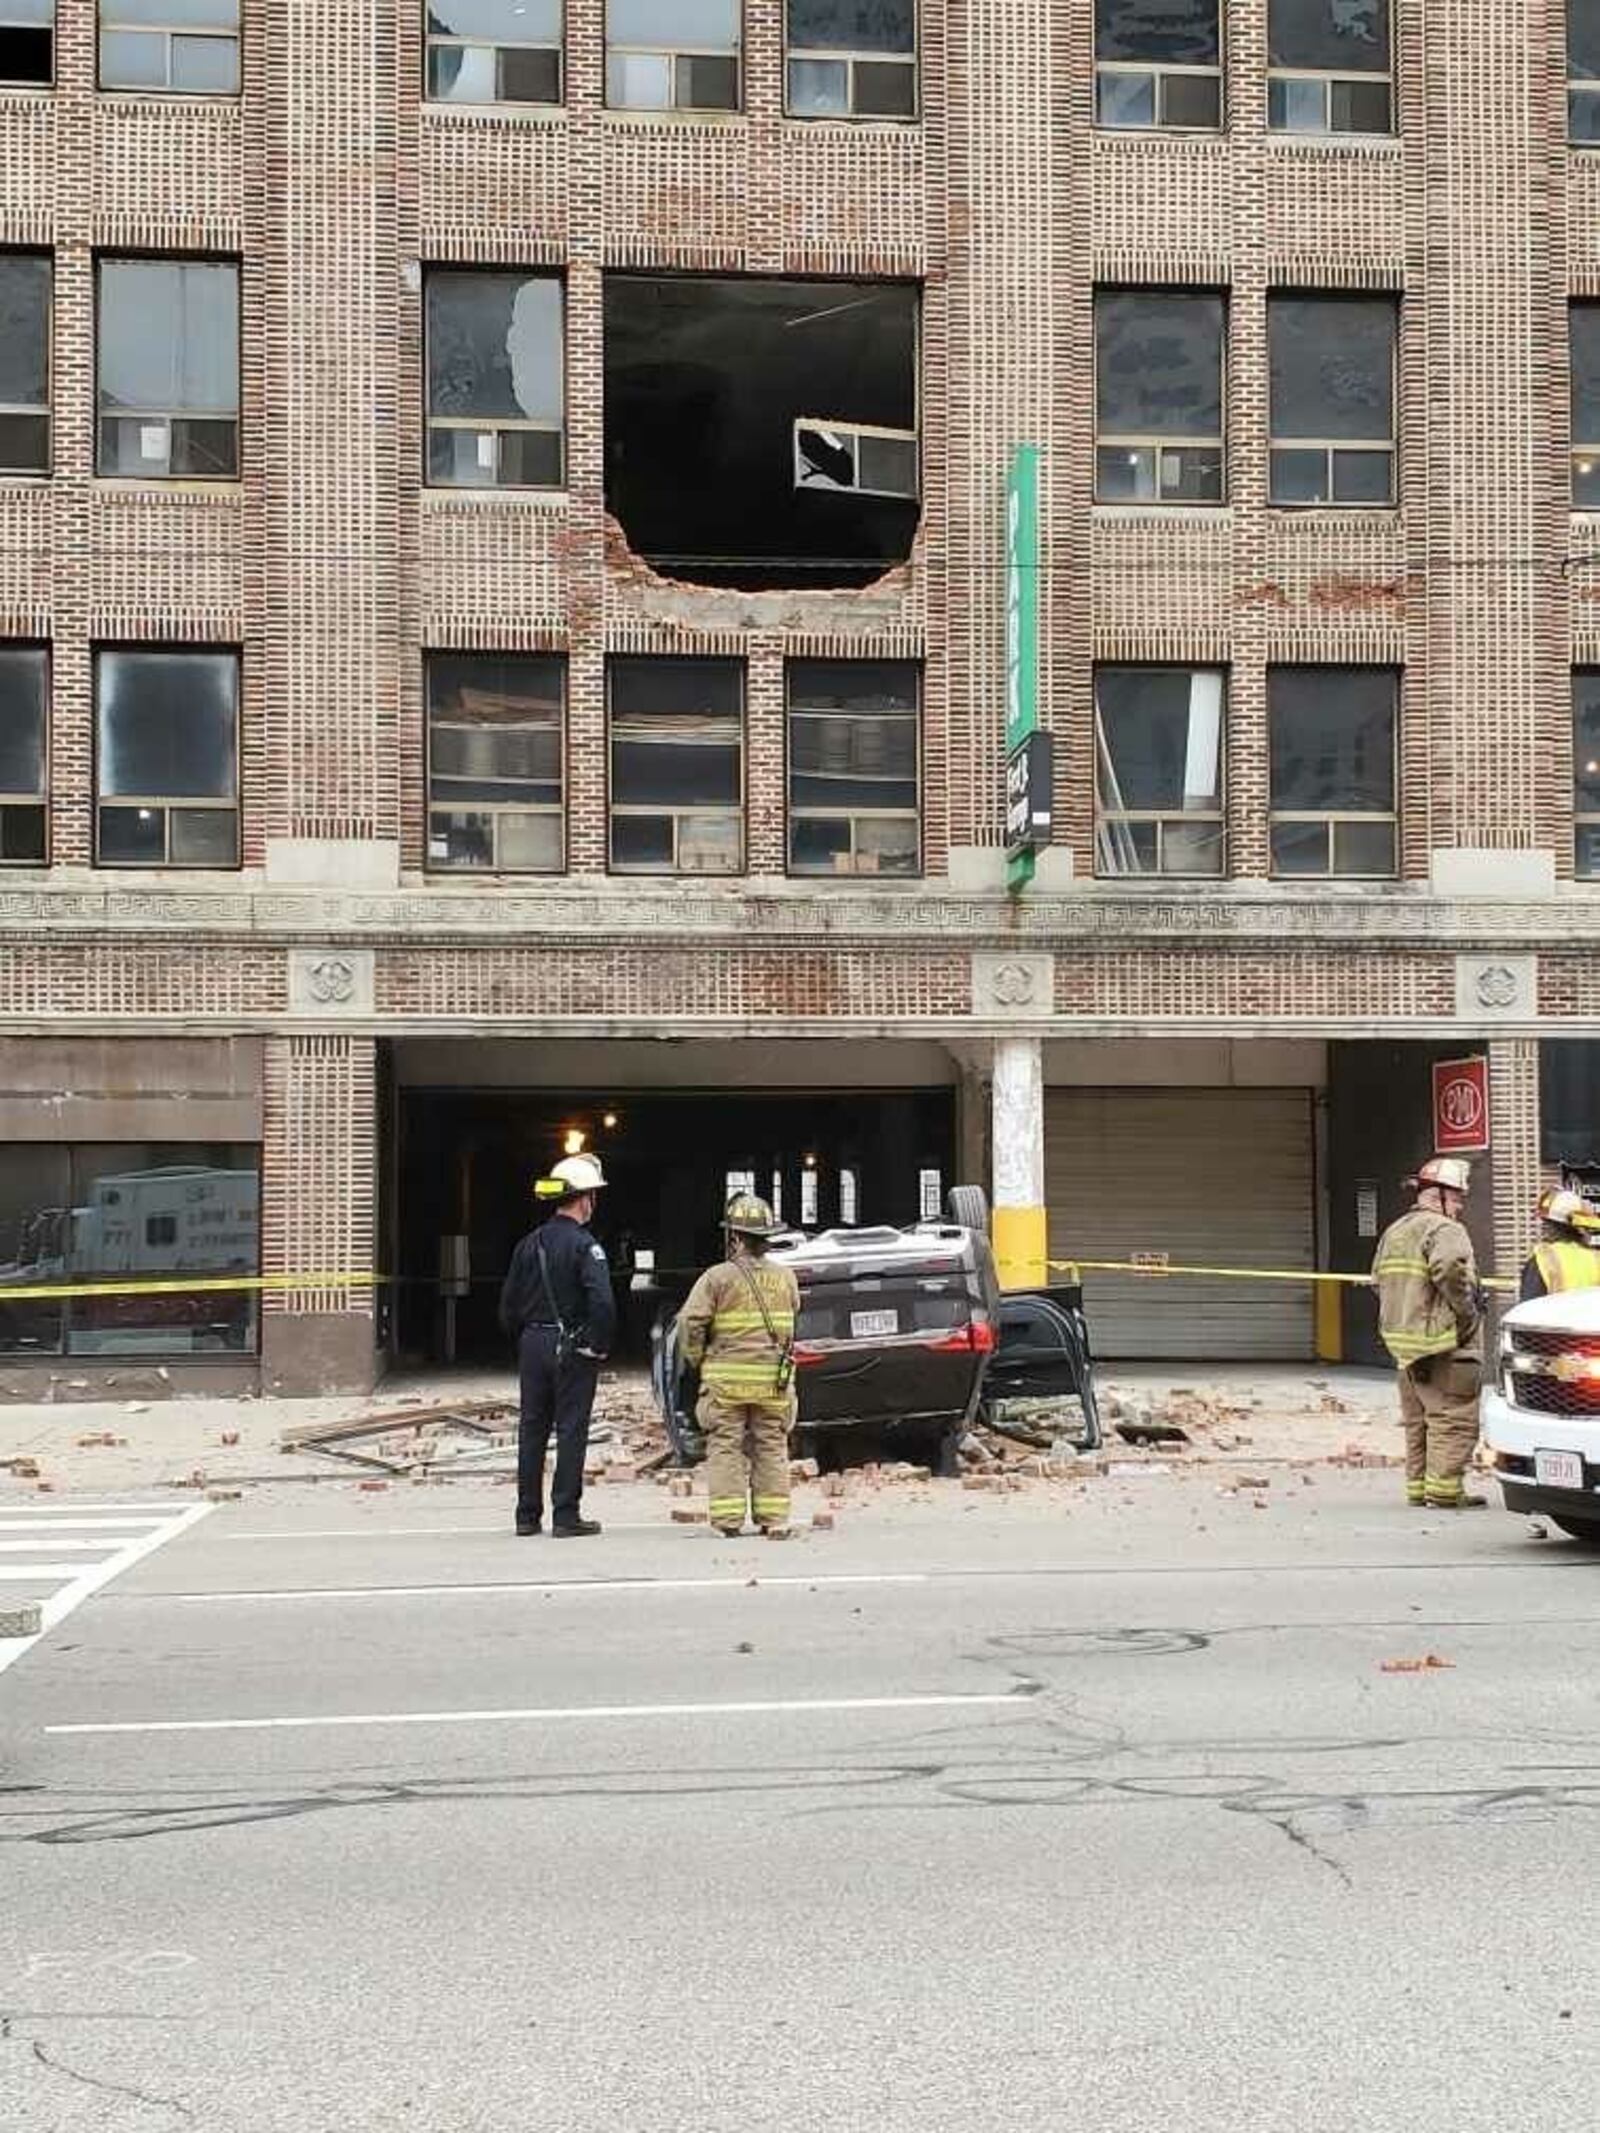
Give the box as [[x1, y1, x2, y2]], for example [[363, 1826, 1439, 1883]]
[[993, 1204, 1048, 1291], [1314, 1275, 1344, 1362]]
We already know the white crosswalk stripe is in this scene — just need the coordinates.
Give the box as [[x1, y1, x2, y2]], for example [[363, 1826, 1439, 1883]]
[[0, 1500, 212, 1677]]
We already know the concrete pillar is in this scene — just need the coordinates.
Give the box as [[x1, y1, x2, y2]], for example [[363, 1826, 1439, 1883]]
[[991, 1035, 1046, 1290], [1489, 1039, 1542, 1291]]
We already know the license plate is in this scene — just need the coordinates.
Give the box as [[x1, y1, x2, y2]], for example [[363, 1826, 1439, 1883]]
[[1535, 1449, 1587, 1491], [850, 1308, 899, 1339]]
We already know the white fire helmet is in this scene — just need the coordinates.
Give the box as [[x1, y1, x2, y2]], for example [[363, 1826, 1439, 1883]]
[[1411, 1156, 1473, 1198], [535, 1153, 609, 1202]]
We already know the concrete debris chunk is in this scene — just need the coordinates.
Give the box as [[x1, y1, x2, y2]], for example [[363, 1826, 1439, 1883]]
[[0, 1602, 44, 1640]]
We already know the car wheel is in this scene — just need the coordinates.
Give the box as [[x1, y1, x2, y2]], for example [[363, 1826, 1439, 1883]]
[[1551, 1513, 1600, 1545], [946, 1183, 990, 1233]]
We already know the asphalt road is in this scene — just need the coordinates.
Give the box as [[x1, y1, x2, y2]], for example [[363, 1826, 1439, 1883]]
[[1, 1473, 1598, 2132]]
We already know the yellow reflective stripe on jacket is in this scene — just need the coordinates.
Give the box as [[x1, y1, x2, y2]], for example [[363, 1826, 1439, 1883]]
[[1535, 1241, 1600, 1294], [1383, 1325, 1462, 1363]]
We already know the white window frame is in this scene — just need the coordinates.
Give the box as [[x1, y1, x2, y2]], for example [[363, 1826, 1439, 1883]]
[[605, 12, 741, 115], [1094, 61, 1222, 131], [98, 4, 240, 95], [784, 45, 916, 122], [792, 418, 919, 500], [1094, 666, 1227, 880], [1265, 66, 1392, 136]]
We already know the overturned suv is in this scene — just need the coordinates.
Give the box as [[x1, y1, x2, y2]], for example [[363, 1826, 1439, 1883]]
[[1484, 1288, 1600, 1543], [651, 1190, 1100, 1473]]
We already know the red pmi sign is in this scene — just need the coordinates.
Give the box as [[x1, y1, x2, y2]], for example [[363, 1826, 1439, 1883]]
[[1433, 1055, 1490, 1155]]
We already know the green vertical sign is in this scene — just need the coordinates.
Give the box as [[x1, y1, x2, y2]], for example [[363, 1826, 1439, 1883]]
[[1005, 444, 1042, 893]]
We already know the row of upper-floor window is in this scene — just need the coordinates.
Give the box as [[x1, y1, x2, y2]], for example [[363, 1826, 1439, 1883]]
[[10, 646, 1598, 884]]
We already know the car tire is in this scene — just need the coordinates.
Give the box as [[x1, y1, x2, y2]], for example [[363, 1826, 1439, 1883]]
[[946, 1183, 990, 1234], [1551, 1513, 1600, 1545]]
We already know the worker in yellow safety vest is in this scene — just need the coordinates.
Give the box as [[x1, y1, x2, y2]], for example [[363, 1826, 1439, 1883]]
[[1371, 1155, 1486, 1510], [679, 1194, 800, 1539], [1519, 1187, 1600, 1302]]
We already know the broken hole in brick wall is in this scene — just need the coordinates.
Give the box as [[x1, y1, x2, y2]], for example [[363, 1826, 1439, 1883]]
[[604, 273, 920, 591]]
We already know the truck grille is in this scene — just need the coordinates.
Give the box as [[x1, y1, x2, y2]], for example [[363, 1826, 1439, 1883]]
[[1503, 1327, 1600, 1417]]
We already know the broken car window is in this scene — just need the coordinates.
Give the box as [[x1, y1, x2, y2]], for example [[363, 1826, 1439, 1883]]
[[1269, 294, 1395, 506], [427, 652, 564, 874], [0, 0, 53, 85], [787, 0, 916, 119], [0, 645, 47, 866], [788, 659, 920, 877], [0, 253, 50, 475], [426, 271, 564, 489], [1268, 666, 1397, 877], [95, 647, 239, 868], [607, 0, 739, 112], [426, 0, 563, 105], [1095, 0, 1221, 130], [1094, 289, 1225, 502], [1095, 665, 1225, 877], [101, 0, 240, 94], [609, 657, 743, 876], [97, 258, 240, 478]]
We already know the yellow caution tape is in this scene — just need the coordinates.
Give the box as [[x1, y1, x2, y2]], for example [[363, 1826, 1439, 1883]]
[[1048, 1257, 1516, 1295], [0, 1271, 384, 1303]]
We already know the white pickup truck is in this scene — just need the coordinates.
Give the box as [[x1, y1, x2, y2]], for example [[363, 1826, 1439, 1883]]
[[1483, 1287, 1600, 1542]]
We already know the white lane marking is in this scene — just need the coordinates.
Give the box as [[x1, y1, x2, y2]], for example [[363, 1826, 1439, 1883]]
[[48, 1689, 1029, 1737], [0, 1502, 212, 1678], [132, 1572, 929, 1604], [0, 1518, 171, 1534], [0, 1538, 130, 1553], [0, 1564, 100, 1581], [0, 1503, 187, 1515], [222, 1523, 716, 1541]]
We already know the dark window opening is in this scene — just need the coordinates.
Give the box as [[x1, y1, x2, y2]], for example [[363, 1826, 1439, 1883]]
[[0, 252, 50, 475], [0, 644, 47, 865], [787, 658, 920, 877], [1268, 0, 1391, 134], [1269, 293, 1396, 506], [1573, 0, 1600, 140], [1573, 305, 1600, 509], [426, 650, 565, 873], [0, 2, 52, 85], [1095, 0, 1221, 131], [426, 269, 565, 489], [604, 272, 920, 590], [1094, 288, 1226, 503], [787, 0, 916, 120], [1095, 664, 1226, 877], [1268, 666, 1397, 878], [94, 646, 239, 868], [1575, 670, 1600, 877], [609, 656, 743, 874]]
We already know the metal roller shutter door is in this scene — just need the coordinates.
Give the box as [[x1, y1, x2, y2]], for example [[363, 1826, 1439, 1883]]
[[1044, 1089, 1315, 1360]]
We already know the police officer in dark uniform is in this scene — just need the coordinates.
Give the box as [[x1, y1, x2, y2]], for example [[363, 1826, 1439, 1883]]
[[498, 1154, 617, 1538]]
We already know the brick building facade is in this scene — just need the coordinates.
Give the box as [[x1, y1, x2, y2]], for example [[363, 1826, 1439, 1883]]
[[0, 0, 1592, 1394]]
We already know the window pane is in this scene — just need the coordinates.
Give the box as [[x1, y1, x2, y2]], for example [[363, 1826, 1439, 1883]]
[[610, 0, 738, 46], [1096, 291, 1224, 439], [1331, 446, 1393, 503], [1271, 819, 1329, 876], [1163, 70, 1221, 125], [97, 803, 166, 862], [854, 58, 915, 115], [429, 810, 495, 868], [1270, 445, 1328, 504], [1579, 823, 1600, 876], [857, 815, 918, 871], [1268, 0, 1388, 72], [857, 431, 918, 495], [1575, 671, 1600, 812], [1096, 0, 1218, 65], [611, 656, 741, 721], [106, 0, 238, 23], [500, 44, 561, 99], [1329, 74, 1390, 131], [1270, 296, 1394, 440], [97, 649, 238, 800], [677, 53, 738, 105], [790, 56, 849, 113], [1332, 818, 1396, 875], [792, 815, 851, 871], [613, 732, 740, 806], [0, 254, 50, 412], [0, 411, 47, 472], [1574, 85, 1600, 140], [1162, 820, 1224, 873], [497, 426, 562, 486], [0, 646, 46, 796], [428, 652, 563, 804], [788, 0, 914, 55], [1268, 74, 1327, 130], [1097, 443, 1159, 500], [0, 1144, 69, 1356], [429, 0, 562, 35], [1097, 67, 1157, 126], [612, 815, 675, 867], [171, 33, 239, 91], [428, 42, 498, 98], [788, 658, 917, 715], [1097, 666, 1224, 811], [99, 26, 167, 81], [427, 272, 563, 425], [1269, 667, 1395, 811], [99, 260, 239, 416], [168, 805, 237, 864], [65, 1145, 258, 1357], [496, 811, 562, 870], [0, 803, 46, 862], [607, 49, 671, 104], [1572, 1, 1600, 79], [1573, 305, 1600, 444], [171, 416, 239, 477]]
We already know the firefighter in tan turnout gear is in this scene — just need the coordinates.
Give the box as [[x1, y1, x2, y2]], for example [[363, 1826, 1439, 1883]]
[[679, 1194, 800, 1539], [1371, 1156, 1487, 1510]]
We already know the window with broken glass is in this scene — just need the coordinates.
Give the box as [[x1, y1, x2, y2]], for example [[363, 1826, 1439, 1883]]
[[100, 0, 239, 93], [1096, 0, 1221, 132], [1571, 2, 1600, 141], [0, 252, 50, 476], [0, 645, 47, 866], [1267, 0, 1391, 135], [787, 0, 915, 121], [787, 659, 919, 877], [606, 0, 739, 112], [1268, 294, 1395, 506], [1572, 304, 1600, 509], [426, 652, 564, 874], [426, 0, 562, 106], [95, 647, 239, 867], [96, 258, 239, 478], [0, 0, 52, 84], [1268, 666, 1397, 878], [1095, 665, 1225, 877], [1094, 290, 1225, 504], [426, 270, 564, 489], [609, 657, 743, 875], [1575, 672, 1600, 876]]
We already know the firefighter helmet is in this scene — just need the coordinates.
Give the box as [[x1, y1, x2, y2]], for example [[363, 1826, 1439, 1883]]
[[1411, 1155, 1473, 1197], [1538, 1186, 1600, 1235], [535, 1153, 609, 1201], [725, 1192, 783, 1240]]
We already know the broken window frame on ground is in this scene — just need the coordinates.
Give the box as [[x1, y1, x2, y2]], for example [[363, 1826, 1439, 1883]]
[[1572, 1, 1600, 141], [1266, 0, 1392, 135], [786, 658, 921, 879], [1267, 665, 1398, 879], [1093, 288, 1226, 505], [99, 0, 240, 94], [605, 0, 740, 114], [0, 0, 52, 84], [95, 256, 240, 480], [1572, 302, 1600, 510], [0, 251, 51, 476], [425, 0, 563, 107], [1094, 0, 1222, 132], [426, 650, 565, 875], [1268, 292, 1397, 507], [1575, 670, 1600, 877], [425, 268, 565, 491], [1095, 664, 1226, 878], [793, 418, 919, 500], [0, 644, 47, 867], [785, 0, 916, 121], [94, 645, 240, 869], [608, 656, 745, 877]]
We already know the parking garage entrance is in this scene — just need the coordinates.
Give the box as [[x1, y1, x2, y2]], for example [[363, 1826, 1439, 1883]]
[[393, 1061, 957, 1367]]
